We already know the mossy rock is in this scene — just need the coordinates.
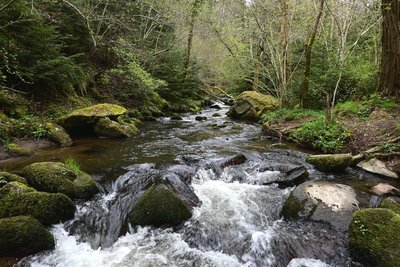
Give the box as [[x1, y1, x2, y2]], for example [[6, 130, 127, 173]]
[[0, 113, 13, 142], [0, 182, 75, 226], [380, 198, 400, 214], [128, 184, 192, 226], [0, 216, 55, 257], [0, 90, 29, 118], [45, 123, 73, 146], [229, 91, 279, 121], [94, 118, 138, 138], [0, 172, 27, 185], [306, 154, 353, 172], [349, 208, 400, 267], [58, 103, 127, 129], [23, 162, 98, 199], [6, 143, 34, 157]]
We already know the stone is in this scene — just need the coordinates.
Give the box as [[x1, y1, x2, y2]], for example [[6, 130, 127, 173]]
[[195, 116, 207, 121], [357, 158, 398, 179], [306, 154, 353, 172], [23, 162, 98, 199], [59, 103, 127, 129], [6, 143, 34, 157], [379, 198, 400, 214], [371, 183, 400, 197], [0, 216, 55, 257], [0, 172, 27, 185], [282, 181, 359, 231], [229, 91, 279, 120], [94, 118, 138, 138], [0, 182, 75, 226], [212, 113, 222, 117], [349, 208, 400, 267], [260, 164, 309, 188], [45, 123, 73, 146]]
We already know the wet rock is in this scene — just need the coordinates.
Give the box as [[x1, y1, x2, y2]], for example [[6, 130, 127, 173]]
[[260, 163, 309, 188], [170, 114, 183, 120], [0, 182, 75, 226], [167, 165, 197, 183], [209, 154, 247, 176], [371, 183, 400, 197], [228, 91, 279, 121], [379, 198, 400, 214], [128, 173, 200, 227], [195, 116, 207, 121], [210, 104, 221, 109], [306, 154, 353, 172], [94, 118, 138, 138], [212, 113, 222, 117], [0, 172, 27, 185], [6, 143, 34, 157], [357, 158, 398, 179], [349, 208, 400, 267], [0, 216, 55, 257], [59, 103, 127, 129], [282, 181, 359, 231], [23, 162, 98, 199], [45, 123, 73, 146]]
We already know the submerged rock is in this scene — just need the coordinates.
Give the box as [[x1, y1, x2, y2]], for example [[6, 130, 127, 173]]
[[6, 143, 34, 157], [282, 181, 359, 231], [0, 216, 55, 257], [23, 162, 98, 199], [0, 182, 75, 226], [228, 91, 279, 120], [306, 154, 353, 172], [94, 117, 138, 138], [357, 158, 398, 179], [45, 123, 73, 146], [349, 208, 400, 267], [195, 116, 207, 121], [59, 103, 127, 129]]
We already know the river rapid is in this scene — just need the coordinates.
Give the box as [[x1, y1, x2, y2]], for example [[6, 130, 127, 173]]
[[2, 102, 394, 267]]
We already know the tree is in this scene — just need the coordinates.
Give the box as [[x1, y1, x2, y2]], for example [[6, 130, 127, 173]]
[[381, 0, 400, 97]]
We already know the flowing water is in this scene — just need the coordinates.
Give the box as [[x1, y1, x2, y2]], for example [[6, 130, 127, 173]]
[[2, 102, 396, 267]]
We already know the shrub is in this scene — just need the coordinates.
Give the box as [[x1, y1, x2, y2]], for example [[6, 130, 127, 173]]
[[261, 108, 323, 124], [291, 118, 351, 153], [335, 101, 369, 119]]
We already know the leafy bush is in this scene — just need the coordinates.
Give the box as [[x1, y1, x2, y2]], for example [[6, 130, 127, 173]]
[[261, 108, 323, 124], [335, 101, 369, 119], [364, 93, 397, 110], [291, 118, 351, 153]]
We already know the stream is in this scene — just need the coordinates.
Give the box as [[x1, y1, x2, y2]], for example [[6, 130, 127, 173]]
[[1, 102, 396, 267]]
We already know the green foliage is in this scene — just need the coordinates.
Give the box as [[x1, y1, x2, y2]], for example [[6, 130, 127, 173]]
[[353, 220, 368, 237], [364, 93, 397, 110], [335, 101, 369, 119], [291, 118, 351, 153], [261, 108, 322, 124], [64, 157, 80, 175], [379, 142, 400, 153]]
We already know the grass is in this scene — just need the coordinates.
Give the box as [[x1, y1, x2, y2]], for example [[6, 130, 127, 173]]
[[261, 108, 323, 124], [335, 101, 369, 119], [64, 157, 81, 175]]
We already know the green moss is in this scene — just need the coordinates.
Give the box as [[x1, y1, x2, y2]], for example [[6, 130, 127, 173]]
[[349, 208, 400, 267], [45, 123, 72, 146], [380, 199, 400, 214], [129, 185, 192, 226], [23, 162, 98, 199], [0, 182, 75, 226], [306, 154, 353, 172], [6, 143, 34, 157], [0, 216, 55, 257], [0, 172, 27, 184], [281, 193, 304, 219], [94, 117, 138, 138]]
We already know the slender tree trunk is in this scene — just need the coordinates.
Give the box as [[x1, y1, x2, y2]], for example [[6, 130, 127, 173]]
[[280, 0, 289, 106], [253, 38, 263, 91], [380, 0, 400, 97], [300, 0, 325, 107]]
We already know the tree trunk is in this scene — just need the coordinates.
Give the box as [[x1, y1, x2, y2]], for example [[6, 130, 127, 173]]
[[280, 0, 289, 106], [380, 0, 400, 97], [300, 0, 325, 107]]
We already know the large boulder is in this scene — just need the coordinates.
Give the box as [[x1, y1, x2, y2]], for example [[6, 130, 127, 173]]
[[23, 162, 98, 199], [380, 198, 400, 214], [229, 91, 279, 120], [45, 123, 73, 146], [357, 158, 398, 179], [0, 216, 55, 257], [306, 154, 353, 172], [128, 173, 200, 227], [349, 208, 400, 267], [258, 163, 309, 188], [0, 182, 75, 226], [94, 118, 138, 138], [282, 181, 359, 231], [58, 103, 127, 129]]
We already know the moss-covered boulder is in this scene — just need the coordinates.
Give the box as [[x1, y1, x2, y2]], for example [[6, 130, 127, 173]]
[[6, 143, 34, 157], [94, 118, 138, 138], [0, 216, 55, 257], [58, 103, 127, 129], [45, 123, 73, 146], [128, 184, 192, 226], [306, 154, 353, 172], [282, 181, 359, 231], [349, 208, 400, 267], [0, 182, 75, 226], [0, 90, 28, 118], [23, 162, 98, 199], [380, 198, 400, 214], [229, 91, 279, 120], [0, 172, 27, 185]]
